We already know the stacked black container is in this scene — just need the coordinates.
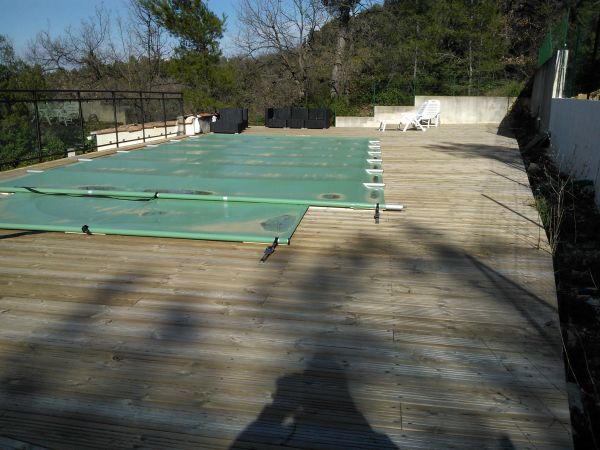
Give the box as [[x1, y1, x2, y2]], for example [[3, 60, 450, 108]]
[[265, 108, 331, 129], [289, 107, 309, 128], [306, 108, 331, 129], [264, 108, 290, 128], [210, 108, 249, 134]]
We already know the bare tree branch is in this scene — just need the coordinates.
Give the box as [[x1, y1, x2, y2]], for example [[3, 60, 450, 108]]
[[236, 0, 326, 102]]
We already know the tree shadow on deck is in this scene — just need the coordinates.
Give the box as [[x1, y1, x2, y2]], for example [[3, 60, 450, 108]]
[[231, 233, 530, 449], [0, 227, 558, 448], [0, 265, 213, 448], [426, 142, 526, 173], [394, 221, 569, 433]]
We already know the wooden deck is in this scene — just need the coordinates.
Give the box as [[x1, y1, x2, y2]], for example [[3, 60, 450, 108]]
[[0, 125, 571, 449]]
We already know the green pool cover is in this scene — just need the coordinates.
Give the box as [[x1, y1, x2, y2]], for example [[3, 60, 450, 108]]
[[0, 134, 384, 244]]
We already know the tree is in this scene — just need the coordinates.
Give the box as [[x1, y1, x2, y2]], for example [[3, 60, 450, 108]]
[[111, 0, 172, 90], [27, 5, 114, 87], [322, 0, 363, 98], [1, 35, 48, 169], [237, 0, 327, 104], [139, 0, 224, 55], [138, 0, 228, 109]]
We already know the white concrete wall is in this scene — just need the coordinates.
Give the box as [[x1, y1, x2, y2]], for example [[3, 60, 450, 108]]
[[415, 96, 516, 124], [81, 103, 126, 124], [549, 98, 600, 209], [92, 125, 179, 150], [336, 96, 516, 127], [334, 117, 380, 128], [373, 106, 415, 116]]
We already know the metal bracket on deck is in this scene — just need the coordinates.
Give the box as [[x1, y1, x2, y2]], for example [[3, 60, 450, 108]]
[[81, 224, 92, 235], [260, 237, 279, 262], [374, 203, 380, 224]]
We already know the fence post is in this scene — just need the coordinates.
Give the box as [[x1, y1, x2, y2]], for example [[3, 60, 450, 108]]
[[179, 93, 184, 136], [77, 91, 85, 153], [140, 91, 146, 143], [112, 91, 119, 149], [33, 90, 43, 163], [162, 92, 168, 138]]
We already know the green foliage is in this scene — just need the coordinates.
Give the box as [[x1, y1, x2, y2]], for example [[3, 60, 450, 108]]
[[137, 1, 228, 110], [0, 104, 37, 168], [1, 35, 50, 169], [139, 0, 224, 56], [326, 97, 352, 116], [1, 35, 46, 90], [43, 131, 67, 154], [565, 2, 600, 97], [373, 88, 413, 106], [485, 79, 527, 97], [0, 1, 581, 130], [168, 54, 238, 111]]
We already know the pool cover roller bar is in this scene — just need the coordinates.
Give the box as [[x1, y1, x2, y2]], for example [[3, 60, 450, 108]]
[[1, 186, 389, 210]]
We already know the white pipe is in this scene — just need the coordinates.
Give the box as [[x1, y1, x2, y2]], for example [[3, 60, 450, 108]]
[[384, 204, 404, 211]]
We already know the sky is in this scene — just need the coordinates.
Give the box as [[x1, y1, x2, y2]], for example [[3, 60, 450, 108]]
[[0, 0, 240, 57]]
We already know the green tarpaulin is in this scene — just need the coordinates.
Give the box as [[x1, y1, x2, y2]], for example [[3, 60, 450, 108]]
[[0, 134, 383, 243]]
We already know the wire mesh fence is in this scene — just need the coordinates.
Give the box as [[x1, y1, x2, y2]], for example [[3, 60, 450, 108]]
[[565, 9, 600, 98], [538, 7, 600, 98]]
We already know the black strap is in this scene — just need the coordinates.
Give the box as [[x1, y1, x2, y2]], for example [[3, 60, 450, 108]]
[[260, 237, 279, 263]]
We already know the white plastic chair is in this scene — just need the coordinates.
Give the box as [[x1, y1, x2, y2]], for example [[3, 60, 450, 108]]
[[378, 100, 441, 132], [37, 103, 53, 124], [378, 101, 429, 132], [400, 99, 440, 131], [57, 102, 80, 125]]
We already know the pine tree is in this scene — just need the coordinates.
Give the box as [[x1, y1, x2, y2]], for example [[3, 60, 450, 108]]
[[138, 0, 228, 110]]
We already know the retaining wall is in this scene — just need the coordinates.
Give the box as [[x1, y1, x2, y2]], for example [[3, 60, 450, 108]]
[[335, 96, 516, 127], [415, 96, 516, 124]]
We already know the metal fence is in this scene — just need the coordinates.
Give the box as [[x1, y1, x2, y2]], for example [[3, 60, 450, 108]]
[[565, 9, 600, 98], [0, 89, 184, 170], [538, 11, 570, 67], [538, 8, 600, 98]]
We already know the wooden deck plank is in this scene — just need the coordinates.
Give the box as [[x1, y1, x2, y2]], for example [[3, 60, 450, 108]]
[[0, 125, 571, 448]]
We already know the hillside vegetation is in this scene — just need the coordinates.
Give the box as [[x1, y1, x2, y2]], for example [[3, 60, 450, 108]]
[[2, 0, 599, 120]]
